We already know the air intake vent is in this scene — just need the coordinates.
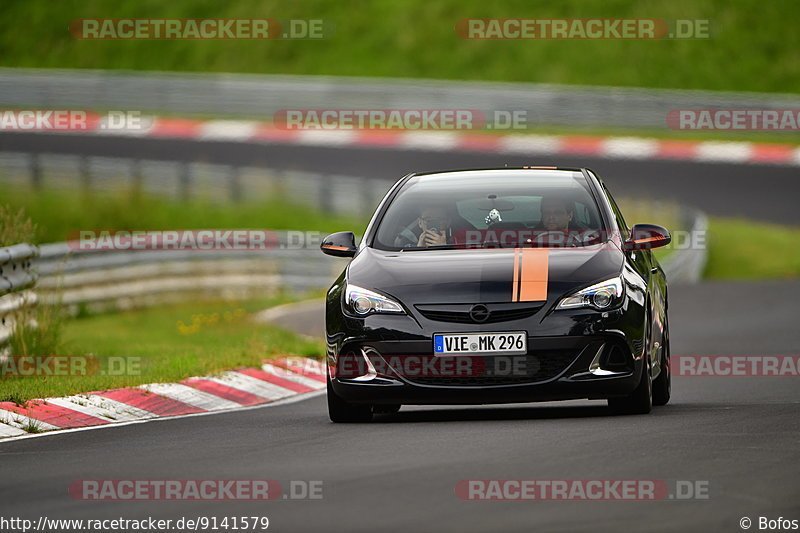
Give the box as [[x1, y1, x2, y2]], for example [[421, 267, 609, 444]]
[[415, 303, 542, 324], [409, 351, 577, 386]]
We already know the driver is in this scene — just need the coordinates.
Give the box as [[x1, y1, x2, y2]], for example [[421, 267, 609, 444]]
[[393, 204, 455, 248], [416, 205, 452, 247], [531, 196, 591, 247], [539, 196, 574, 231]]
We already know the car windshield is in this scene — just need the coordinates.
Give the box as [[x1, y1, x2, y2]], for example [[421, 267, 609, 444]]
[[372, 170, 606, 251]]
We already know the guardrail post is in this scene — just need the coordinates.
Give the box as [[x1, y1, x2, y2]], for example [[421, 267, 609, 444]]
[[229, 165, 241, 203], [131, 158, 143, 194], [79, 155, 92, 191], [318, 174, 332, 213], [29, 153, 42, 189], [274, 169, 287, 198], [0, 243, 40, 351], [361, 177, 373, 218], [179, 162, 192, 201]]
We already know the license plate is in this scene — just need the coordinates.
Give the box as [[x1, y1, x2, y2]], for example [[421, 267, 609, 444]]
[[433, 332, 527, 355]]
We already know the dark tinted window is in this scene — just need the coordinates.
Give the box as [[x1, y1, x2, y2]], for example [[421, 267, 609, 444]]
[[602, 184, 630, 239], [372, 170, 606, 250]]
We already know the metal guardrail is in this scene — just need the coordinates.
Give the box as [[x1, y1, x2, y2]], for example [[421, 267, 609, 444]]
[[34, 237, 348, 313], [0, 210, 705, 347], [660, 209, 708, 284], [31, 207, 706, 305], [0, 237, 348, 348], [0, 151, 395, 217], [31, 227, 706, 315], [0, 244, 39, 348], [1, 68, 799, 129]]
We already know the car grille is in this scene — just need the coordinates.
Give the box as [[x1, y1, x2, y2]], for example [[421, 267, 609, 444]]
[[415, 303, 542, 324], [406, 351, 578, 387]]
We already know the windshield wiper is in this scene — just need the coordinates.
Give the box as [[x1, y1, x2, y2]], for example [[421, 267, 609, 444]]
[[399, 244, 461, 251]]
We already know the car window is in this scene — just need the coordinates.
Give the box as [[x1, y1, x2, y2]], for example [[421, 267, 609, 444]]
[[456, 196, 600, 230], [602, 184, 630, 239], [372, 170, 606, 251]]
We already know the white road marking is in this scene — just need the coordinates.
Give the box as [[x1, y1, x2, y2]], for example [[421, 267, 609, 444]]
[[499, 134, 562, 154], [261, 363, 326, 389], [603, 137, 660, 159], [0, 390, 325, 444], [296, 129, 359, 146], [207, 371, 297, 400], [199, 120, 260, 141], [400, 131, 460, 151], [46, 397, 121, 422], [0, 409, 59, 432], [0, 422, 27, 437], [70, 394, 158, 420], [695, 142, 753, 162], [141, 382, 241, 411]]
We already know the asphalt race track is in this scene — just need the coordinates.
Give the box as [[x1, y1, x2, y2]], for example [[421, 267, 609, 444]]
[[1, 281, 798, 532], [1, 132, 799, 225], [0, 134, 798, 531]]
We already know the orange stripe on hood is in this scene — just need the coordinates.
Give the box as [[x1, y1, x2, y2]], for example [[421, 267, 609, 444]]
[[511, 248, 521, 301], [518, 248, 549, 301]]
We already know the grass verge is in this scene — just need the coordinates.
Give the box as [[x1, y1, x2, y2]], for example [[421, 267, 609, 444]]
[[1, 185, 368, 244], [0, 296, 325, 403], [705, 218, 800, 279], [0, 204, 37, 247]]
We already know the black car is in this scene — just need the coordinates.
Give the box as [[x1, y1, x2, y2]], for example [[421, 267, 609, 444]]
[[321, 167, 671, 422]]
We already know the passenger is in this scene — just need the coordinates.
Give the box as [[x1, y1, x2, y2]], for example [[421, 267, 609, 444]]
[[532, 196, 590, 246], [538, 196, 574, 231]]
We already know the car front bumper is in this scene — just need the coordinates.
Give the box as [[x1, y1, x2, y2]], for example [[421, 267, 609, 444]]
[[327, 292, 648, 406], [329, 331, 644, 405]]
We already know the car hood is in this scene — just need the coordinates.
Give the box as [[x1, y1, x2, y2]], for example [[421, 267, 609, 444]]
[[347, 244, 624, 306]]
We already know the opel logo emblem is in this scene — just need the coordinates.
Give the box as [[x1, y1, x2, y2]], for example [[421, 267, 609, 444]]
[[469, 304, 490, 323]]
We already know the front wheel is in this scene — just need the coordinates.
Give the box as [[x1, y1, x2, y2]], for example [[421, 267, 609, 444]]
[[608, 359, 652, 415], [653, 321, 671, 406], [327, 377, 373, 423]]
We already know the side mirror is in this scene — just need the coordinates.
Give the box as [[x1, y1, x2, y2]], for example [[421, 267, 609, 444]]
[[320, 231, 357, 257], [623, 224, 671, 251]]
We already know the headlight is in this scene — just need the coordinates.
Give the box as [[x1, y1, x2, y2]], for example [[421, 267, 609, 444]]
[[556, 277, 624, 311], [344, 284, 405, 316]]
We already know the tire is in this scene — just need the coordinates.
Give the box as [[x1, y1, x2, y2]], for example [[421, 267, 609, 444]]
[[608, 357, 653, 415], [327, 376, 373, 423], [652, 317, 671, 406], [373, 404, 401, 415]]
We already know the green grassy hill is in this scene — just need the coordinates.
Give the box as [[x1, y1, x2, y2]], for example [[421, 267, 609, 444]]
[[1, 0, 797, 93]]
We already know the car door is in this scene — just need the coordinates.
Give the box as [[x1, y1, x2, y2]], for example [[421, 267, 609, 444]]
[[601, 183, 664, 373]]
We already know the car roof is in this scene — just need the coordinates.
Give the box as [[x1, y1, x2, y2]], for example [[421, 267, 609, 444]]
[[411, 167, 586, 179]]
